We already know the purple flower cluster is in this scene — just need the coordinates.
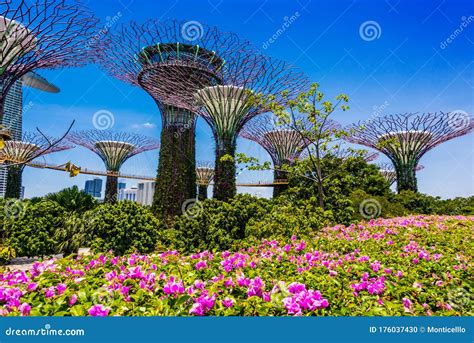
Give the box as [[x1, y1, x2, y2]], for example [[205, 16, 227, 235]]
[[282, 282, 329, 316]]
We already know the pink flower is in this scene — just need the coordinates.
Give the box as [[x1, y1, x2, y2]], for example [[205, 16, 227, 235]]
[[413, 282, 422, 290], [56, 283, 67, 295], [222, 297, 234, 308], [370, 260, 381, 272], [247, 277, 265, 298], [69, 294, 78, 306], [195, 260, 207, 270], [435, 280, 443, 287], [44, 287, 55, 298], [27, 283, 37, 291], [88, 304, 110, 317], [19, 302, 31, 316], [163, 277, 185, 295], [329, 270, 338, 277], [194, 280, 205, 290], [412, 258, 419, 264], [396, 270, 403, 278], [189, 294, 216, 316], [402, 298, 412, 312]]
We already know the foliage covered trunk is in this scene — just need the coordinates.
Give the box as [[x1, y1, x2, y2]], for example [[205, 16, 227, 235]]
[[198, 185, 208, 201], [273, 169, 288, 198], [395, 161, 417, 193], [104, 174, 118, 204], [5, 164, 22, 199], [152, 111, 196, 219], [213, 136, 236, 202]]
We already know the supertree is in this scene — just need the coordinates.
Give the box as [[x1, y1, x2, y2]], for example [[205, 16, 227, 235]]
[[377, 162, 424, 187], [98, 19, 249, 217], [241, 114, 313, 197], [345, 112, 473, 192], [0, 0, 99, 141], [196, 161, 214, 200], [174, 53, 308, 201], [66, 130, 159, 203], [0, 131, 72, 198]]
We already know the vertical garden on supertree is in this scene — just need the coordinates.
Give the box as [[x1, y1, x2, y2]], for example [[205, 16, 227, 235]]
[[346, 112, 473, 192], [196, 161, 214, 200], [98, 19, 248, 217], [0, 132, 72, 198], [176, 54, 307, 202], [376, 162, 424, 187], [241, 113, 313, 197], [67, 130, 159, 203], [0, 0, 98, 142]]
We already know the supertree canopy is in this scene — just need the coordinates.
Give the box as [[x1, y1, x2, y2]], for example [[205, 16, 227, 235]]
[[175, 53, 308, 201], [241, 114, 313, 197], [196, 161, 214, 200], [0, 0, 99, 141], [345, 112, 473, 192], [0, 131, 72, 198], [98, 19, 248, 217], [67, 130, 159, 203]]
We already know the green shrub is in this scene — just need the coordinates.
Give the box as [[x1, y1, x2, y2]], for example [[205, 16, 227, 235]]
[[170, 194, 273, 252], [53, 214, 89, 255], [85, 201, 161, 255], [245, 197, 334, 241], [349, 189, 408, 221], [4, 200, 65, 257], [44, 186, 98, 214]]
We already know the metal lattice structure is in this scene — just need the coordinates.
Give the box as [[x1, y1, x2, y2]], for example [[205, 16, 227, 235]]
[[377, 162, 425, 186], [241, 113, 313, 197], [0, 131, 72, 198], [98, 18, 251, 217], [175, 53, 308, 201], [196, 161, 214, 200], [67, 130, 159, 203], [345, 112, 473, 192], [0, 0, 99, 140]]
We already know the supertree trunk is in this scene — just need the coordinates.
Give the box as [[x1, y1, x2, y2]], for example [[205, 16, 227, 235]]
[[273, 168, 288, 198], [104, 174, 118, 204], [152, 119, 196, 218], [198, 185, 208, 201], [214, 136, 236, 202], [395, 161, 418, 193], [5, 164, 23, 199]]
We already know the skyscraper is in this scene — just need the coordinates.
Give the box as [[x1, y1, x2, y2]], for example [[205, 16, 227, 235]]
[[0, 72, 59, 198], [84, 178, 103, 198], [137, 181, 155, 206]]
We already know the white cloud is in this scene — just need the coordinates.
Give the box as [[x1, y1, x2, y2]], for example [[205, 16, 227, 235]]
[[132, 122, 156, 129]]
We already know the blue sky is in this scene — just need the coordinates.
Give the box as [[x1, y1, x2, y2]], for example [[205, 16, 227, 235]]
[[21, 0, 473, 199]]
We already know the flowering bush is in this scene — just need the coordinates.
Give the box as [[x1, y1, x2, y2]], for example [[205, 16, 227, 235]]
[[0, 216, 471, 316]]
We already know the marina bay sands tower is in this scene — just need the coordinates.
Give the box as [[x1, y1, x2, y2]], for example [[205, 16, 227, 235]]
[[0, 72, 59, 198]]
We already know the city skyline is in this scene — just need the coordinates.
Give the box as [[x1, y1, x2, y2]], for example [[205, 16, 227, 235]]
[[16, 0, 474, 199]]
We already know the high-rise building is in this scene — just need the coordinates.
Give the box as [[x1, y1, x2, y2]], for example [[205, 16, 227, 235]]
[[121, 187, 138, 202], [0, 72, 59, 198], [137, 181, 155, 206], [0, 80, 23, 198], [84, 178, 103, 198]]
